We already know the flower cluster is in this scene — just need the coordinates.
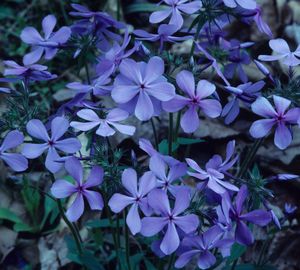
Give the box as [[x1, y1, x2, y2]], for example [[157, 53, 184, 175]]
[[0, 1, 299, 269]]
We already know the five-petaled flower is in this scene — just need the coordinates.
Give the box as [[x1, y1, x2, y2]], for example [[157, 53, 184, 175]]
[[22, 117, 81, 173], [51, 157, 104, 221], [141, 188, 199, 255], [112, 56, 175, 121], [163, 70, 222, 133], [250, 96, 300, 150], [258, 39, 300, 67], [70, 108, 136, 137], [109, 169, 157, 235], [21, 15, 71, 65]]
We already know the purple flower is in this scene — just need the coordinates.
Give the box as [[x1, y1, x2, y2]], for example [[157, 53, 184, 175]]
[[96, 31, 137, 77], [141, 189, 199, 255], [69, 4, 124, 51], [139, 138, 180, 166], [252, 7, 272, 37], [175, 226, 228, 269], [258, 39, 300, 67], [3, 60, 56, 82], [70, 108, 136, 137], [223, 0, 257, 10], [22, 117, 81, 173], [149, 0, 202, 29], [284, 203, 297, 215], [112, 57, 175, 121], [149, 154, 187, 195], [51, 157, 104, 221], [21, 15, 71, 65], [163, 70, 222, 133], [222, 81, 265, 124], [134, 24, 192, 52], [186, 155, 239, 194], [228, 185, 272, 245], [249, 96, 300, 150], [222, 39, 251, 83], [0, 130, 28, 172], [67, 73, 112, 96], [108, 169, 157, 235]]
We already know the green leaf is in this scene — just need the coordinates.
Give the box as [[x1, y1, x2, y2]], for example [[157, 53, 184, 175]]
[[13, 222, 35, 232], [226, 243, 247, 265], [85, 218, 125, 228], [159, 139, 179, 155], [0, 208, 22, 224], [177, 137, 204, 145], [40, 196, 59, 230], [124, 3, 167, 14]]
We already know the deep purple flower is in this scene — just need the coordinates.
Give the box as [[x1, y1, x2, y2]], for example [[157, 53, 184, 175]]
[[3, 60, 56, 82], [141, 189, 199, 255], [0, 130, 28, 172], [67, 73, 112, 97], [249, 96, 300, 150], [51, 157, 104, 221], [222, 39, 251, 83], [284, 203, 297, 215], [149, 154, 187, 195], [223, 0, 257, 10], [22, 117, 81, 173], [21, 15, 71, 65], [258, 39, 300, 67], [175, 226, 230, 269], [69, 4, 124, 51], [222, 81, 265, 124], [112, 57, 175, 121], [108, 169, 157, 235], [186, 155, 239, 194], [149, 0, 202, 29], [70, 108, 136, 137], [195, 44, 230, 86], [228, 185, 272, 245], [134, 24, 192, 52], [163, 70, 222, 133], [96, 31, 137, 77]]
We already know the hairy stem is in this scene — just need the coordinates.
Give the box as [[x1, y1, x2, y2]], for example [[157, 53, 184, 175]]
[[168, 113, 174, 156], [150, 118, 159, 150]]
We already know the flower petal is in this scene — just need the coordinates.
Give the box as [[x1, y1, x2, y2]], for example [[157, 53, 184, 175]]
[[0, 153, 28, 172], [196, 80, 216, 99], [51, 179, 76, 198], [51, 117, 69, 141], [126, 203, 141, 235], [83, 190, 104, 210], [45, 147, 62, 173], [55, 138, 81, 153], [181, 106, 199, 133], [66, 194, 84, 222], [274, 123, 292, 150], [174, 214, 199, 234], [160, 222, 180, 255], [26, 119, 49, 141], [176, 70, 195, 98], [0, 130, 24, 152], [251, 97, 277, 118], [138, 171, 157, 197], [249, 119, 275, 138], [135, 92, 154, 121], [65, 157, 83, 184], [84, 165, 104, 188], [42, 14, 57, 39], [122, 168, 138, 196], [109, 193, 134, 213], [22, 143, 48, 158], [20, 27, 43, 44], [141, 217, 167, 236]]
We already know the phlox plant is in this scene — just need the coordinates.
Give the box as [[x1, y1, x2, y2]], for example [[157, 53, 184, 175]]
[[0, 1, 299, 270]]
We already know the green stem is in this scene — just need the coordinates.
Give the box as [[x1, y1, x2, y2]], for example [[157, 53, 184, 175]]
[[56, 199, 83, 254], [124, 214, 132, 270], [167, 253, 175, 270], [174, 111, 182, 142], [150, 118, 159, 150], [231, 259, 238, 270], [85, 63, 91, 84], [237, 138, 264, 178], [168, 113, 174, 156]]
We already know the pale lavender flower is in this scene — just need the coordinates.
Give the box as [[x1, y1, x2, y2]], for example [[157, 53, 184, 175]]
[[22, 117, 81, 173], [175, 226, 231, 269], [141, 189, 199, 255], [258, 39, 300, 67], [67, 73, 112, 96], [228, 185, 272, 245], [21, 15, 71, 65], [108, 169, 157, 235], [252, 7, 272, 37], [0, 130, 28, 172], [163, 70, 222, 133], [149, 154, 187, 195], [112, 57, 175, 121], [284, 203, 297, 215], [134, 24, 192, 52], [70, 108, 136, 137], [249, 96, 300, 150], [3, 60, 56, 82], [223, 0, 257, 10], [222, 81, 265, 124], [51, 157, 104, 221], [186, 155, 239, 194], [149, 0, 202, 29]]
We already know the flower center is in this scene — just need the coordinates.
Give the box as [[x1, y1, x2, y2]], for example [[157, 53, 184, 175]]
[[48, 140, 55, 146], [140, 84, 146, 90]]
